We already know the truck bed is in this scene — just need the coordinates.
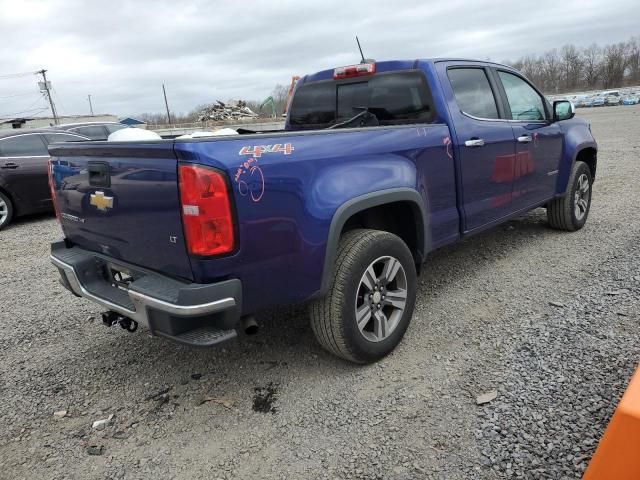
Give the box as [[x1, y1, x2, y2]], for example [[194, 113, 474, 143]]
[[49, 123, 457, 313]]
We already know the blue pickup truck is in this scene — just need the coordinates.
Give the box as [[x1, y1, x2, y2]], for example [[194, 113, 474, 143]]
[[49, 58, 597, 363]]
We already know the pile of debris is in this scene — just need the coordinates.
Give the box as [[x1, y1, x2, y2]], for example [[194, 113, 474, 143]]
[[196, 100, 258, 122]]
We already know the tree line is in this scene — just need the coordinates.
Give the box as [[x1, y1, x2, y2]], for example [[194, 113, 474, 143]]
[[507, 36, 640, 93]]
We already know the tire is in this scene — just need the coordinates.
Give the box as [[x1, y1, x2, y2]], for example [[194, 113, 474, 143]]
[[547, 160, 592, 231], [310, 229, 417, 363], [0, 191, 14, 231]]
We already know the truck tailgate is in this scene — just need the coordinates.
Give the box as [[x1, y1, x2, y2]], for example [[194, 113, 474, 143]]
[[49, 142, 193, 281]]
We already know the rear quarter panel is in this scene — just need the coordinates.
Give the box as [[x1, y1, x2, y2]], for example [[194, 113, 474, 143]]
[[175, 124, 456, 313]]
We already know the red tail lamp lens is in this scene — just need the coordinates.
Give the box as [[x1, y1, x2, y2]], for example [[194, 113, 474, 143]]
[[179, 164, 235, 256]]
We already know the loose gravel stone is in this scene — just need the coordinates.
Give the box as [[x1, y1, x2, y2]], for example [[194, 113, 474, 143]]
[[0, 105, 638, 479]]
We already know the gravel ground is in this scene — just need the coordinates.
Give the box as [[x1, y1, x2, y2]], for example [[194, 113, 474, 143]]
[[0, 105, 638, 480]]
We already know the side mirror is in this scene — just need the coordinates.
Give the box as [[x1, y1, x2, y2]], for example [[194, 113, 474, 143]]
[[553, 100, 575, 121]]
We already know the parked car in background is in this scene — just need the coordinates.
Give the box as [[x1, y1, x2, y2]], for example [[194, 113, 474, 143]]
[[572, 96, 588, 108], [622, 95, 639, 105], [589, 96, 606, 107], [0, 129, 90, 230], [54, 122, 127, 140], [602, 91, 621, 106]]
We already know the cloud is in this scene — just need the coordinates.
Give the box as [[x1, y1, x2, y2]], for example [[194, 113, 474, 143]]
[[0, 0, 637, 117]]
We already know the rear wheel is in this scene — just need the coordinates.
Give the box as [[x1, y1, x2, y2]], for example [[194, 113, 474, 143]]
[[547, 160, 592, 231], [310, 229, 417, 363], [0, 191, 13, 231]]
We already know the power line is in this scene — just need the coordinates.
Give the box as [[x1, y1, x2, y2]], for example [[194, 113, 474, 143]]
[[0, 106, 49, 119], [51, 87, 67, 116], [0, 92, 48, 118], [0, 70, 39, 80], [0, 91, 39, 99]]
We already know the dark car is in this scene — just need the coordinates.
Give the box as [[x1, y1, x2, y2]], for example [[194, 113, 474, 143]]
[[54, 122, 127, 140], [0, 129, 90, 230]]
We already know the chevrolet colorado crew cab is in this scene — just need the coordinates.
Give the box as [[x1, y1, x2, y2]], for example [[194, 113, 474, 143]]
[[49, 58, 597, 363]]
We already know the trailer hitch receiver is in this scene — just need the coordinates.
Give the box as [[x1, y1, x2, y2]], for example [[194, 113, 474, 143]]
[[101, 311, 138, 332]]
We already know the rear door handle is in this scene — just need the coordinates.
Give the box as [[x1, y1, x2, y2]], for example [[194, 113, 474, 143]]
[[464, 138, 485, 147], [1, 162, 19, 169], [517, 135, 532, 143]]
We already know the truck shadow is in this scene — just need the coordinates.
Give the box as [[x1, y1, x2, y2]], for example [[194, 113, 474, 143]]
[[81, 208, 563, 379]]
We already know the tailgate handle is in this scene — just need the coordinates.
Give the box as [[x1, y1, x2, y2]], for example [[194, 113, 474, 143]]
[[88, 161, 111, 187]]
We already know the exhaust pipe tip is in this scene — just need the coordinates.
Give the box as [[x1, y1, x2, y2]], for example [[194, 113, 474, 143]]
[[241, 315, 259, 335]]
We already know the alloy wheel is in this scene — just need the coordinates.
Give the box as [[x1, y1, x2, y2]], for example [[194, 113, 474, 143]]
[[574, 173, 590, 221], [354, 256, 408, 342]]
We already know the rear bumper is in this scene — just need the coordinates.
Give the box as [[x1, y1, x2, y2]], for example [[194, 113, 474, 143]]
[[50, 241, 242, 347]]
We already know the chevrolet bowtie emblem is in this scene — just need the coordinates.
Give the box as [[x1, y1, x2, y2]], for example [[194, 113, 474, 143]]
[[90, 191, 114, 211]]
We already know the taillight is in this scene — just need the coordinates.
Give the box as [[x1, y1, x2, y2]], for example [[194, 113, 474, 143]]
[[47, 160, 60, 222], [333, 63, 376, 79], [178, 164, 235, 256]]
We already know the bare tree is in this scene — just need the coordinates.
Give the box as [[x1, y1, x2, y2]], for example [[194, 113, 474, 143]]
[[582, 44, 602, 89], [560, 44, 582, 91], [601, 42, 629, 88], [626, 37, 640, 85], [542, 49, 561, 92]]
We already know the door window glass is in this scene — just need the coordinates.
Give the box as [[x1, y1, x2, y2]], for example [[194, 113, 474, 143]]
[[0, 134, 48, 157], [44, 133, 89, 143], [105, 124, 126, 134], [71, 125, 107, 140], [498, 71, 546, 121], [447, 68, 499, 119]]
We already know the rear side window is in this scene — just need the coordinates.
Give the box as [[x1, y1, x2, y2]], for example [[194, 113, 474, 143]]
[[105, 124, 126, 134], [71, 125, 107, 140], [44, 133, 88, 143], [0, 134, 48, 157], [498, 71, 546, 121], [289, 71, 435, 129], [447, 68, 499, 119]]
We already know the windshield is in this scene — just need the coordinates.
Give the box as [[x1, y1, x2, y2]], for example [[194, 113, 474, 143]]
[[288, 71, 435, 130]]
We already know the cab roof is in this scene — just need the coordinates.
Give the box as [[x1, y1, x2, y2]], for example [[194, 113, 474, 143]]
[[0, 128, 87, 139], [301, 58, 514, 84]]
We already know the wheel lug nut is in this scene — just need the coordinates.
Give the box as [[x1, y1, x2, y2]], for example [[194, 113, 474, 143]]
[[377, 304, 381, 309]]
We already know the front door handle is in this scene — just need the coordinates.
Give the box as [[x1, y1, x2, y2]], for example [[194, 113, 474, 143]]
[[517, 135, 532, 143], [1, 162, 19, 169], [464, 138, 485, 147]]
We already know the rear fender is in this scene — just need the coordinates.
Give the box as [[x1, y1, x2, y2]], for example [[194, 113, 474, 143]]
[[318, 188, 427, 295]]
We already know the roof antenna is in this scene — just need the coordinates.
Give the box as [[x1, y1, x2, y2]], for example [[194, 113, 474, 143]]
[[356, 36, 366, 64]]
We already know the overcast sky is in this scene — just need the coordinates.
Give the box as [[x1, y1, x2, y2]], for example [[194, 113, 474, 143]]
[[0, 0, 637, 118]]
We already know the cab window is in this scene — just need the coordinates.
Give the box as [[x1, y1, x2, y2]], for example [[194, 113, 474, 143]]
[[498, 71, 546, 121], [447, 68, 499, 119]]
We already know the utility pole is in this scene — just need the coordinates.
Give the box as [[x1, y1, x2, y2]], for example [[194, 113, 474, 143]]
[[38, 69, 59, 124], [87, 94, 94, 116], [162, 83, 172, 126]]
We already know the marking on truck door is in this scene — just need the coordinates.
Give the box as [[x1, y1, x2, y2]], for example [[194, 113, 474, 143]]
[[442, 136, 453, 159]]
